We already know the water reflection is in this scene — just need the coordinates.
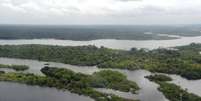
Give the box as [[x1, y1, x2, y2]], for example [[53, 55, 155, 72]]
[[168, 74, 201, 96], [117, 70, 169, 101], [0, 82, 93, 101]]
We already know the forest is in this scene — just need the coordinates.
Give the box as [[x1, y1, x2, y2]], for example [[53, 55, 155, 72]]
[[0, 25, 200, 40], [0, 43, 201, 79]]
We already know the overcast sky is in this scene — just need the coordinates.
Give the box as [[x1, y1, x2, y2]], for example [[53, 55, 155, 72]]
[[0, 0, 201, 25]]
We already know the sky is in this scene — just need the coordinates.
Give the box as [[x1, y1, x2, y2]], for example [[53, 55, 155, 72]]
[[0, 0, 201, 25]]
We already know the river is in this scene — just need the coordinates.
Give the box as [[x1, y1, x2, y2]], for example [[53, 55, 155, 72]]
[[0, 35, 201, 50]]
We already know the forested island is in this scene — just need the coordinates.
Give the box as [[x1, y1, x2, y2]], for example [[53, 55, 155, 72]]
[[0, 43, 201, 79], [0, 66, 139, 101], [146, 74, 201, 101]]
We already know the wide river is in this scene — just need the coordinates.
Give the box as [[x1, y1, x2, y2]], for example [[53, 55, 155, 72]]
[[0, 36, 201, 101], [0, 35, 201, 50]]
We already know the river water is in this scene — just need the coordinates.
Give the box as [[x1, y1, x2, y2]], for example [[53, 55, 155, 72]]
[[168, 74, 201, 96], [0, 35, 201, 50], [0, 82, 93, 101]]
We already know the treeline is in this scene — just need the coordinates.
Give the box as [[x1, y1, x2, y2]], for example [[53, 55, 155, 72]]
[[0, 45, 117, 66], [0, 64, 29, 71], [1, 44, 201, 79], [1, 25, 200, 40], [146, 74, 201, 101], [0, 67, 139, 101]]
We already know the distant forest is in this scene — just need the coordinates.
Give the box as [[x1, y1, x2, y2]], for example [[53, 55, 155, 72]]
[[0, 25, 200, 40]]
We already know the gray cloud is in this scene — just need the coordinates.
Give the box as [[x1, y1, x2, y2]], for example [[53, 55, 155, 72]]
[[117, 0, 142, 2], [0, 0, 201, 25]]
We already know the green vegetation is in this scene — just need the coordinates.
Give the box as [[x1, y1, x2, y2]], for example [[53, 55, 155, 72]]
[[146, 74, 201, 101], [158, 82, 201, 101], [0, 64, 29, 71], [0, 45, 117, 66], [99, 44, 201, 80], [41, 67, 139, 93], [1, 43, 201, 79], [145, 74, 172, 82], [0, 72, 60, 87], [91, 70, 139, 93], [0, 67, 139, 101]]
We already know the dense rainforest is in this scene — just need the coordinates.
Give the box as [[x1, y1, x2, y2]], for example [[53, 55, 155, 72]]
[[0, 66, 138, 101], [0, 43, 201, 79]]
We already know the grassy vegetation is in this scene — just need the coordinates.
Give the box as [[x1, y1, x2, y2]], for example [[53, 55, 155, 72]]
[[1, 44, 201, 79], [0, 64, 29, 71], [0, 67, 139, 101], [146, 74, 201, 101]]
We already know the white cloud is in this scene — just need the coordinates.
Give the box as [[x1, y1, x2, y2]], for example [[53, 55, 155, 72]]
[[0, 0, 201, 24]]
